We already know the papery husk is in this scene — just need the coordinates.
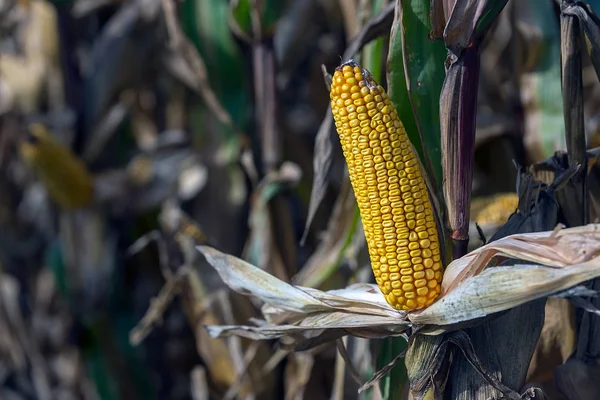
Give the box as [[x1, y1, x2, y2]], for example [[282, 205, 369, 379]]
[[198, 224, 600, 348]]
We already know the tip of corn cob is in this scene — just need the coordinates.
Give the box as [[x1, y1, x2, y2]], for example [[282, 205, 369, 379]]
[[329, 61, 443, 311]]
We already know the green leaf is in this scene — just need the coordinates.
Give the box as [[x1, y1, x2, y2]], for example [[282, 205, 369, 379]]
[[231, 0, 286, 37], [180, 0, 249, 128], [362, 0, 388, 82], [518, 0, 565, 159], [387, 0, 446, 199], [377, 337, 408, 399]]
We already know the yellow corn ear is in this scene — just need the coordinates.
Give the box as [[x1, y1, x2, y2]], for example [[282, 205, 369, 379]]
[[471, 193, 519, 225], [329, 61, 442, 311], [19, 124, 94, 209]]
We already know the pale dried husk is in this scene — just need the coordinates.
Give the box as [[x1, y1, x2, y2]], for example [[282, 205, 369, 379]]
[[198, 224, 600, 348]]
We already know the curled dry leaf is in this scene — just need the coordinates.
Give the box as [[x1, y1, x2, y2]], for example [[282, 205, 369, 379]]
[[198, 224, 600, 349]]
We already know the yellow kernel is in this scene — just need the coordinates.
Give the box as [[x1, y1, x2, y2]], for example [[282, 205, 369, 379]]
[[424, 258, 434, 268], [386, 293, 396, 304], [400, 268, 412, 275], [400, 275, 413, 283], [427, 280, 438, 289], [420, 239, 431, 248], [408, 242, 419, 251], [410, 250, 421, 257], [416, 287, 429, 297], [415, 279, 427, 288], [384, 281, 392, 292], [402, 283, 415, 291]]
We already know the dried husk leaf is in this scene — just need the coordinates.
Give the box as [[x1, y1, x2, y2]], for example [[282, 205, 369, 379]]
[[439, 224, 600, 296], [411, 259, 600, 327], [198, 225, 600, 348]]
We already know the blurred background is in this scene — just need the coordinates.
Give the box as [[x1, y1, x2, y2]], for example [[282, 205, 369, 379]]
[[1, 0, 600, 399]]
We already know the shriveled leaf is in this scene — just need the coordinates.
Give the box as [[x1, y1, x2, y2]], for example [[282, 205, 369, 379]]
[[563, 1, 600, 84], [199, 244, 403, 318], [412, 258, 600, 327], [443, 0, 510, 52], [443, 223, 600, 294], [560, 2, 588, 227]]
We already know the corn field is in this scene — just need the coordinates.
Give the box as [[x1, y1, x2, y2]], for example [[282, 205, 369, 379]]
[[2, 0, 600, 399]]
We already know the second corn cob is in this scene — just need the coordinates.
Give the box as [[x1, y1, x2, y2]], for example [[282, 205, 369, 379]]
[[329, 60, 442, 311], [19, 124, 94, 209]]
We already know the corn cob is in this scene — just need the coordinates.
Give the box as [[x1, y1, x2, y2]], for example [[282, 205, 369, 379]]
[[329, 60, 442, 311], [471, 193, 519, 226], [19, 124, 94, 210]]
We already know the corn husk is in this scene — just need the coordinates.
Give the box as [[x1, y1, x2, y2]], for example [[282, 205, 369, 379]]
[[198, 224, 600, 349]]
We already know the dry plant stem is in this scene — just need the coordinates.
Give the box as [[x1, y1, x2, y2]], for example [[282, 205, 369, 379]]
[[129, 272, 185, 345], [561, 7, 588, 226], [250, 1, 296, 277], [560, 3, 600, 378], [339, 0, 360, 41], [440, 44, 481, 259], [251, 0, 280, 175]]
